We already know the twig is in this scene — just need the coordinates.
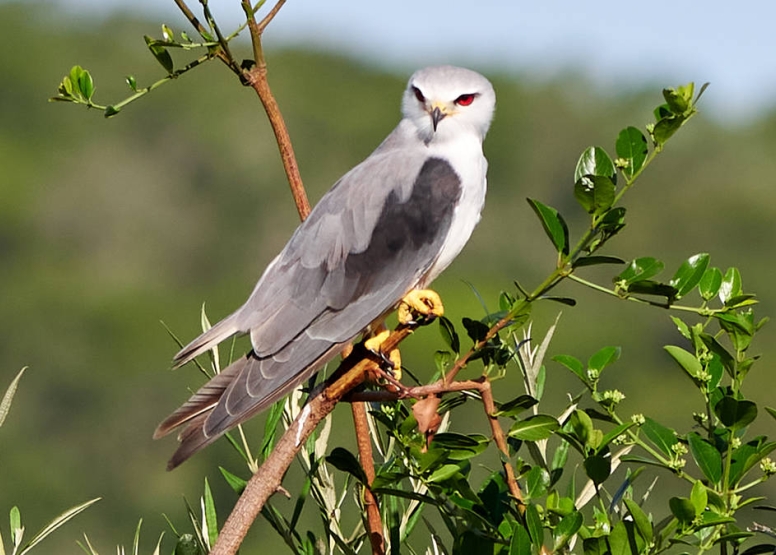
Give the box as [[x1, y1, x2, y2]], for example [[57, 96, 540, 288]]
[[241, 0, 310, 219], [211, 326, 415, 555], [352, 402, 386, 555]]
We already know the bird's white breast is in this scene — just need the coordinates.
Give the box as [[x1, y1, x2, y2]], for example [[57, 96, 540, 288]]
[[420, 132, 487, 286]]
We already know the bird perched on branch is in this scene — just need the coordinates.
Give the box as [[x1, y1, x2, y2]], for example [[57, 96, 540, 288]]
[[155, 65, 496, 469]]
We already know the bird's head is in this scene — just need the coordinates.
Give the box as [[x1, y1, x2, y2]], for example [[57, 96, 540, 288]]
[[402, 65, 496, 144]]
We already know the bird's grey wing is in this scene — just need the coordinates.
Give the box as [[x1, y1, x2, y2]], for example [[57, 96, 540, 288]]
[[158, 154, 464, 467]]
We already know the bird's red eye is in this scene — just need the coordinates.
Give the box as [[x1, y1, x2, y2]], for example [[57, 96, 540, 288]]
[[455, 93, 476, 106], [412, 86, 425, 103]]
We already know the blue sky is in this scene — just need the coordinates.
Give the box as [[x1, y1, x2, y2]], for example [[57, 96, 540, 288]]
[[51, 0, 776, 124]]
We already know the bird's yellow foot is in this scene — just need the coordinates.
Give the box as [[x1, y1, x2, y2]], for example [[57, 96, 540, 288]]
[[398, 289, 444, 325], [364, 327, 402, 380]]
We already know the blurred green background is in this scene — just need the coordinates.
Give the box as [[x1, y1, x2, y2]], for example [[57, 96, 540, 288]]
[[1, 2, 775, 553]]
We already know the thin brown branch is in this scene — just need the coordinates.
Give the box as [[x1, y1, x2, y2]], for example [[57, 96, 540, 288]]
[[444, 312, 513, 385], [211, 326, 414, 555], [173, 0, 237, 71], [352, 402, 385, 555], [241, 0, 310, 220], [478, 379, 525, 507]]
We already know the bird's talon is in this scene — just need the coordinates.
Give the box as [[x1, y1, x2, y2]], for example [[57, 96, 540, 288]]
[[398, 289, 444, 325]]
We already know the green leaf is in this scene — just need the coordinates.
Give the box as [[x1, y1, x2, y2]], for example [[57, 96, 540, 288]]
[[202, 478, 218, 549], [495, 394, 538, 417], [615, 126, 649, 179], [584, 452, 611, 485], [664, 345, 703, 381], [553, 511, 583, 551], [669, 497, 696, 525], [588, 346, 621, 373], [663, 83, 694, 115], [18, 498, 100, 555], [438, 316, 460, 354], [428, 463, 464, 483], [687, 432, 722, 484], [573, 255, 626, 268], [699, 266, 723, 301], [525, 504, 544, 549], [574, 175, 616, 215], [326, 447, 369, 485], [641, 417, 677, 456], [623, 498, 653, 544], [719, 267, 742, 304], [527, 199, 569, 254], [218, 467, 247, 494], [508, 414, 560, 441], [144, 35, 174, 73], [653, 115, 684, 146], [431, 433, 488, 460], [616, 257, 664, 284], [104, 105, 120, 118], [608, 521, 631, 555], [461, 317, 489, 343], [553, 354, 587, 386], [126, 75, 138, 92], [509, 523, 532, 555], [77, 69, 94, 101], [714, 396, 757, 430], [669, 253, 710, 299], [174, 534, 200, 555], [690, 480, 708, 514], [525, 466, 550, 500], [0, 367, 26, 428], [575, 146, 617, 182]]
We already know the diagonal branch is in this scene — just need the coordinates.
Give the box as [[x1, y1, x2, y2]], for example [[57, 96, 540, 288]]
[[211, 326, 415, 555]]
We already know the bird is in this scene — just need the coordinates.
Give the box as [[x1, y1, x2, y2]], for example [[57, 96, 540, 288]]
[[154, 65, 496, 469]]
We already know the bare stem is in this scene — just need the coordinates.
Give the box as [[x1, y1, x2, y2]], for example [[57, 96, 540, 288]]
[[352, 402, 386, 555]]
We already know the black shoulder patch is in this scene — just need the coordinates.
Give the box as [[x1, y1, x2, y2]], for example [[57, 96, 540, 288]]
[[345, 157, 462, 279]]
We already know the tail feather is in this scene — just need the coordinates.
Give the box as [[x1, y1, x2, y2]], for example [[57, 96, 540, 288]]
[[173, 312, 241, 368], [153, 357, 245, 439]]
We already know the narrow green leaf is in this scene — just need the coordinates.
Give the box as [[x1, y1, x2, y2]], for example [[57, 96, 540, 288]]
[[573, 255, 626, 268], [438, 316, 460, 354], [527, 199, 569, 254], [623, 498, 653, 544], [19, 498, 100, 555], [77, 69, 94, 101], [525, 504, 544, 549], [641, 417, 677, 456], [126, 75, 138, 92], [508, 414, 560, 441], [0, 367, 26, 428], [615, 126, 648, 179], [202, 478, 218, 549], [144, 35, 174, 73], [495, 394, 538, 417], [218, 466, 247, 494], [690, 480, 708, 515], [687, 432, 722, 484], [699, 266, 723, 301], [653, 115, 684, 146]]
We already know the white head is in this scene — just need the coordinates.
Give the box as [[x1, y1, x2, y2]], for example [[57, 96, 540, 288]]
[[402, 65, 496, 144]]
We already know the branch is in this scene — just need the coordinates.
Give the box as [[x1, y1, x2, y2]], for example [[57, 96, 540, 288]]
[[352, 402, 386, 555], [211, 325, 415, 555]]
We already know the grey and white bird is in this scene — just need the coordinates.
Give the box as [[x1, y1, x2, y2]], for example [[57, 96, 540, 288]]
[[154, 65, 496, 469]]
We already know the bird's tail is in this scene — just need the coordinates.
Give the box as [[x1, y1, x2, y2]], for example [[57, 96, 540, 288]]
[[173, 312, 241, 368]]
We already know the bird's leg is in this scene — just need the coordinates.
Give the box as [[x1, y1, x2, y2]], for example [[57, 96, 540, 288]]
[[398, 289, 444, 325], [363, 323, 403, 380]]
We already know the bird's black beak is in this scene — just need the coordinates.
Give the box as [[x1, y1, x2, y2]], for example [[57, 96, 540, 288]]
[[431, 106, 446, 131]]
